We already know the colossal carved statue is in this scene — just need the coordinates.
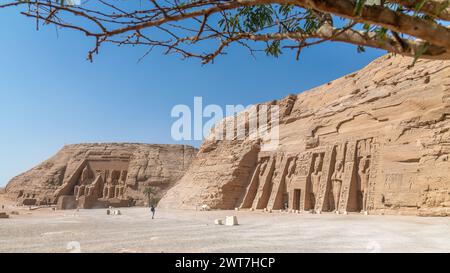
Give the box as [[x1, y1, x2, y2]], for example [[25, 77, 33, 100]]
[[102, 170, 124, 199], [74, 166, 93, 199], [102, 182, 109, 199], [114, 170, 128, 199], [74, 185, 85, 199], [260, 161, 268, 176], [286, 158, 297, 187], [331, 160, 344, 211], [358, 156, 371, 212], [85, 172, 103, 198], [80, 166, 91, 185], [310, 154, 323, 207]]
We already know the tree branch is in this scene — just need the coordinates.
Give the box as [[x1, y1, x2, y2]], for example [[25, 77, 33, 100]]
[[220, 25, 449, 62], [2, 0, 449, 63], [390, 0, 450, 21], [294, 0, 450, 49]]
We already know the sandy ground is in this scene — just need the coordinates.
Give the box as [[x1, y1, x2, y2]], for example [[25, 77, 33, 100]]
[[1, 202, 450, 253]]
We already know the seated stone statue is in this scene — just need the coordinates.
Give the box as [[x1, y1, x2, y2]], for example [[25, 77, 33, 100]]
[[74, 186, 80, 197], [102, 184, 109, 199], [74, 165, 93, 199], [102, 170, 121, 199], [86, 175, 103, 198], [75, 185, 86, 199]]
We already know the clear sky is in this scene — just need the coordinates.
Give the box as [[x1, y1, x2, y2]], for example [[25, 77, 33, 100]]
[[0, 9, 385, 186]]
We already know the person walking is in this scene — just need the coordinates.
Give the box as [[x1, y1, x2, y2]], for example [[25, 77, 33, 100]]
[[150, 205, 156, 219]]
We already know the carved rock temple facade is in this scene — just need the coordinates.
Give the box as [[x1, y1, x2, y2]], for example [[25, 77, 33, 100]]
[[238, 138, 376, 214], [5, 143, 197, 209], [159, 55, 450, 216]]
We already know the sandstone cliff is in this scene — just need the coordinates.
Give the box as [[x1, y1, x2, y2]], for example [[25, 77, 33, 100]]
[[159, 55, 450, 216], [5, 143, 197, 208]]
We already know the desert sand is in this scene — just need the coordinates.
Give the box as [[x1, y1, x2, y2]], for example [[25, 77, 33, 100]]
[[1, 203, 450, 253]]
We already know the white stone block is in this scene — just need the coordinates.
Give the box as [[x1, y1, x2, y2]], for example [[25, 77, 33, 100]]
[[225, 216, 239, 226], [214, 219, 223, 225], [201, 204, 211, 211]]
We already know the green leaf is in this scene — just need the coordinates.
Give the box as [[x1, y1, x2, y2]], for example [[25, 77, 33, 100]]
[[412, 42, 430, 66], [437, 0, 450, 16], [278, 4, 294, 17], [374, 27, 388, 45], [265, 40, 282, 57], [413, 0, 427, 17], [354, 0, 367, 16], [303, 9, 321, 34]]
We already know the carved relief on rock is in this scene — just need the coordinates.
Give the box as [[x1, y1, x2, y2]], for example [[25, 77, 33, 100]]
[[356, 138, 373, 212], [252, 156, 277, 209], [309, 153, 324, 210], [331, 144, 346, 212], [239, 156, 271, 209], [267, 155, 297, 210], [74, 165, 94, 199], [421, 187, 450, 208]]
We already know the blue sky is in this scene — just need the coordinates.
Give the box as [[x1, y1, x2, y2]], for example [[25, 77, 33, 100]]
[[0, 9, 385, 186]]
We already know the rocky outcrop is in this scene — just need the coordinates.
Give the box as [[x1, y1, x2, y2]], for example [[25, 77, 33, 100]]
[[160, 55, 450, 216], [5, 143, 197, 208]]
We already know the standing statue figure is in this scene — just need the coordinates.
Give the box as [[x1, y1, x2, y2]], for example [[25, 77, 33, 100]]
[[310, 155, 323, 208], [286, 158, 297, 186], [331, 160, 344, 211], [259, 160, 268, 178], [358, 156, 371, 212]]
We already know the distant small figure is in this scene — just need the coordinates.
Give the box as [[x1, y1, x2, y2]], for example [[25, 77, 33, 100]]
[[1, 205, 4, 210], [150, 205, 156, 219]]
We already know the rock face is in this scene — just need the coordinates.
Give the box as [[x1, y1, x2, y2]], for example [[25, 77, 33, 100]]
[[160, 55, 450, 216], [5, 143, 197, 209]]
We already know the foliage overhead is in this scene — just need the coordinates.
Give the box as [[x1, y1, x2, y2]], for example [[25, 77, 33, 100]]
[[2, 0, 449, 63]]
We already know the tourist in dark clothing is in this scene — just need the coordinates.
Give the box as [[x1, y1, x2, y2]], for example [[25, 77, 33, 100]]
[[150, 205, 156, 219]]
